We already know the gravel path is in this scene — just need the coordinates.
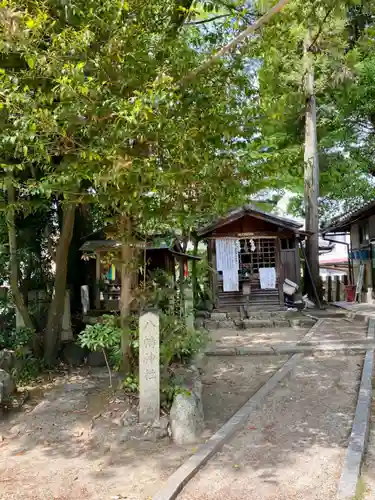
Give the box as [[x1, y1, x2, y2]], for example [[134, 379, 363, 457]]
[[308, 318, 367, 342], [0, 358, 291, 500], [179, 354, 362, 500], [201, 355, 288, 435]]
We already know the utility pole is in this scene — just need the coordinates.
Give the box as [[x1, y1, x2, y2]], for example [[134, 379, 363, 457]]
[[303, 28, 320, 301]]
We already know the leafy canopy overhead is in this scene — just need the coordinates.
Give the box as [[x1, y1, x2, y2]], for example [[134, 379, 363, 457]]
[[0, 0, 273, 233], [248, 0, 375, 219]]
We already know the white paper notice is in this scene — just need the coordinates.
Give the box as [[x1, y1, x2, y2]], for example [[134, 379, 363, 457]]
[[216, 239, 239, 292], [259, 267, 276, 289]]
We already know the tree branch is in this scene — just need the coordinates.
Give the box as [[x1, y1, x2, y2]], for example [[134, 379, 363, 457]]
[[307, 2, 337, 52], [6, 176, 34, 330], [186, 14, 230, 25], [179, 0, 290, 86]]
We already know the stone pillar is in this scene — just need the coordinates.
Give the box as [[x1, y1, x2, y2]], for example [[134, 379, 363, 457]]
[[185, 285, 195, 331], [61, 290, 73, 342], [139, 310, 160, 423], [81, 285, 90, 314]]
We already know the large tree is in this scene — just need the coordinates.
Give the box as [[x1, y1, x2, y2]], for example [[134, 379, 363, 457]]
[[0, 0, 270, 364], [250, 0, 375, 213]]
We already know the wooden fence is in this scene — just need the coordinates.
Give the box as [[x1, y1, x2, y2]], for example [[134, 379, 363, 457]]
[[322, 275, 348, 303]]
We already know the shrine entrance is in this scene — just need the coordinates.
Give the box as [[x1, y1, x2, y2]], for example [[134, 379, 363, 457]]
[[239, 237, 277, 288], [195, 205, 304, 312]]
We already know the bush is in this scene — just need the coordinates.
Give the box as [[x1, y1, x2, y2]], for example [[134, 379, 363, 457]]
[[0, 326, 35, 350], [78, 315, 122, 353], [77, 312, 209, 395], [78, 315, 124, 386], [159, 313, 208, 369], [0, 298, 15, 342], [0, 326, 43, 384]]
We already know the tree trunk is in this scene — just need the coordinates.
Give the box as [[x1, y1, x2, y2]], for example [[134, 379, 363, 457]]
[[303, 28, 320, 301], [67, 205, 93, 315], [45, 201, 76, 364], [119, 215, 133, 374], [178, 233, 189, 317], [192, 238, 198, 309], [179, 258, 185, 318], [6, 179, 34, 330]]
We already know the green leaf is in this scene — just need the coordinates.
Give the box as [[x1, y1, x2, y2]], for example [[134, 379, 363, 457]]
[[26, 57, 35, 69], [26, 19, 35, 29]]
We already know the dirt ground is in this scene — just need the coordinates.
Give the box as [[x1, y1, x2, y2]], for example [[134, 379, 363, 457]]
[[0, 368, 192, 500], [179, 354, 363, 500], [0, 318, 365, 500], [0, 353, 288, 500]]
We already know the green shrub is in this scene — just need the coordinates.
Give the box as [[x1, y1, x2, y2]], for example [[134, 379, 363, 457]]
[[13, 353, 45, 385], [0, 326, 44, 384], [159, 313, 209, 369], [0, 326, 35, 350], [78, 315, 122, 353], [78, 315, 124, 386], [77, 311, 209, 395]]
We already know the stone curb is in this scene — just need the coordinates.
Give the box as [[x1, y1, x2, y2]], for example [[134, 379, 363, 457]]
[[205, 346, 369, 356], [331, 302, 371, 323], [152, 352, 303, 500], [336, 318, 375, 499]]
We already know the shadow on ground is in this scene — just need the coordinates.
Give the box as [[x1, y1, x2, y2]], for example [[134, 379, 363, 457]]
[[0, 319, 367, 500], [179, 354, 364, 500]]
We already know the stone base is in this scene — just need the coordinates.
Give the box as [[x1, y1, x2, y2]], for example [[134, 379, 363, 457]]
[[202, 311, 316, 330], [0, 369, 16, 405], [169, 365, 204, 445]]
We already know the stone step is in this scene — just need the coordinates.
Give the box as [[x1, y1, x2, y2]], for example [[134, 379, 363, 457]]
[[202, 315, 315, 330]]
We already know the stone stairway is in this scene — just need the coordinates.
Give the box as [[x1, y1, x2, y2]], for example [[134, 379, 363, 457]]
[[197, 310, 316, 330]]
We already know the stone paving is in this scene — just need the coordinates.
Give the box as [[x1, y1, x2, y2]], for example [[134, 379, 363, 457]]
[[155, 315, 370, 500], [206, 317, 368, 355], [178, 353, 364, 500]]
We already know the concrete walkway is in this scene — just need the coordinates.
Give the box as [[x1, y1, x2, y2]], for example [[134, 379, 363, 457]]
[[178, 354, 363, 500], [151, 316, 370, 500], [206, 317, 369, 356], [334, 301, 375, 321]]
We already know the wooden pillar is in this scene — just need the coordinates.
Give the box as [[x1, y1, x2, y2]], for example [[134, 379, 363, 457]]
[[335, 275, 340, 302], [275, 237, 284, 306], [303, 29, 320, 300], [209, 239, 218, 309], [295, 238, 301, 285], [191, 238, 199, 309], [95, 250, 101, 309], [327, 276, 332, 303]]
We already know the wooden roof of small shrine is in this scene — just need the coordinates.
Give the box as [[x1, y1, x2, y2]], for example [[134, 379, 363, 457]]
[[195, 205, 304, 238], [79, 228, 200, 260]]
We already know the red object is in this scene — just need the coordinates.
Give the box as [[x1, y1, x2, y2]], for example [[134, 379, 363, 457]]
[[344, 285, 356, 302], [184, 262, 188, 277]]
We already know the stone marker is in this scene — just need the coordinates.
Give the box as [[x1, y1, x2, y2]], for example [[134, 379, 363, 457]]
[[81, 285, 90, 314], [185, 285, 195, 331], [139, 310, 160, 424], [61, 290, 73, 342]]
